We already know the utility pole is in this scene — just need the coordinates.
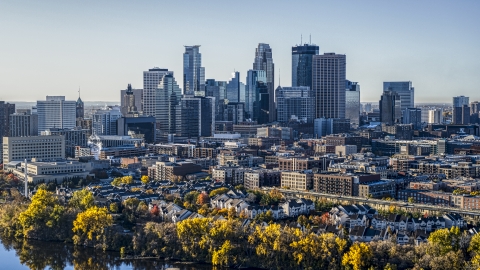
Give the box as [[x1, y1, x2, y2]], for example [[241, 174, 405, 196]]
[[24, 159, 28, 197]]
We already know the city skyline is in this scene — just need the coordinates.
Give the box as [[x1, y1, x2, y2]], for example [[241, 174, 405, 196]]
[[1, 1, 479, 103]]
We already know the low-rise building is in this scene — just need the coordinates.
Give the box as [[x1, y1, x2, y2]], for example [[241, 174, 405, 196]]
[[281, 171, 313, 191]]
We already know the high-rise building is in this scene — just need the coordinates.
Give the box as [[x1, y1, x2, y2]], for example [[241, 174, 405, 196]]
[[223, 102, 244, 124], [76, 95, 84, 119], [117, 116, 156, 143], [245, 70, 267, 119], [183, 45, 205, 96], [452, 96, 470, 124], [383, 81, 414, 111], [143, 68, 173, 119], [9, 112, 38, 137], [37, 96, 76, 134], [253, 43, 275, 122], [156, 74, 182, 134], [379, 90, 401, 125], [471, 101, 480, 114], [41, 127, 89, 158], [312, 53, 346, 119], [92, 106, 123, 135], [428, 108, 444, 124], [205, 79, 227, 121], [292, 44, 319, 88], [226, 72, 245, 103], [402, 108, 422, 130], [176, 96, 215, 138], [121, 84, 143, 116], [0, 101, 15, 138], [345, 80, 360, 128], [276, 86, 315, 123]]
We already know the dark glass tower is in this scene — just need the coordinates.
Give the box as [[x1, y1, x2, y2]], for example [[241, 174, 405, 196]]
[[292, 44, 319, 88], [253, 43, 275, 122], [183, 45, 205, 96]]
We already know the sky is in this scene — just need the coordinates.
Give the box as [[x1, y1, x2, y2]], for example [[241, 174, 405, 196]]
[[0, 0, 479, 103]]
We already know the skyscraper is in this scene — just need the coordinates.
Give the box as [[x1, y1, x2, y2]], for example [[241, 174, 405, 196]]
[[76, 95, 84, 119], [92, 106, 123, 135], [121, 84, 143, 116], [226, 72, 245, 103], [253, 43, 275, 122], [205, 79, 227, 121], [0, 101, 15, 138], [428, 108, 443, 124], [275, 86, 315, 123], [9, 111, 38, 137], [292, 44, 319, 88], [312, 53, 346, 119], [345, 80, 360, 128], [37, 96, 76, 134], [143, 68, 173, 119], [402, 108, 422, 130], [245, 70, 267, 119], [383, 81, 414, 111], [183, 45, 205, 96], [452, 96, 470, 124], [379, 90, 402, 125], [176, 96, 215, 138], [156, 74, 181, 134]]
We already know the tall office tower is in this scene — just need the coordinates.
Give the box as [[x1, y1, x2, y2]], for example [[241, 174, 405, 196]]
[[176, 96, 215, 138], [345, 80, 360, 128], [41, 127, 89, 158], [471, 101, 480, 114], [205, 79, 227, 121], [121, 85, 143, 116], [9, 112, 38, 137], [92, 106, 123, 135], [143, 68, 173, 119], [383, 81, 414, 111], [183, 45, 205, 96], [120, 84, 138, 116], [223, 102, 245, 124], [428, 108, 444, 124], [253, 43, 275, 122], [292, 43, 319, 88], [364, 103, 372, 113], [245, 70, 267, 119], [37, 96, 76, 134], [226, 72, 246, 103], [452, 96, 470, 124], [0, 101, 15, 138], [156, 74, 182, 134], [76, 95, 84, 119], [402, 108, 422, 130], [312, 53, 346, 119], [276, 86, 315, 123], [379, 90, 401, 125], [3, 135, 65, 163]]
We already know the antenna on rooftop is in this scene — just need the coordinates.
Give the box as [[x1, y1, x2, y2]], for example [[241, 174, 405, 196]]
[[301, 34, 302, 45], [309, 34, 311, 45]]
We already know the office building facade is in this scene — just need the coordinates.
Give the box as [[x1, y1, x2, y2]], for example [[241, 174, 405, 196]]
[[402, 107, 422, 130], [143, 68, 173, 119], [176, 96, 215, 138], [117, 116, 156, 143], [9, 112, 38, 137], [183, 45, 205, 96], [156, 74, 182, 134], [92, 106, 123, 136], [428, 108, 444, 124], [245, 69, 267, 119], [253, 43, 275, 122], [292, 44, 319, 88], [0, 101, 15, 138], [120, 84, 143, 116], [3, 135, 65, 163], [453, 96, 470, 124], [383, 81, 414, 111], [345, 80, 360, 128], [379, 90, 402, 125], [276, 86, 315, 123], [312, 53, 346, 119], [41, 128, 88, 158], [37, 96, 76, 134]]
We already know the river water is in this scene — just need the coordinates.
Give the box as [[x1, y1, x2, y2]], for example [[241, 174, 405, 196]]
[[0, 236, 214, 270]]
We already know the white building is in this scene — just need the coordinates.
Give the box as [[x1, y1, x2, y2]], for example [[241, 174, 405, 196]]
[[12, 159, 93, 184], [92, 106, 123, 136], [143, 67, 173, 120], [37, 96, 76, 134], [428, 108, 444, 124]]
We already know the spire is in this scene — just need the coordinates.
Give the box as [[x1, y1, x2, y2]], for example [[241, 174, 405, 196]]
[[77, 87, 83, 104]]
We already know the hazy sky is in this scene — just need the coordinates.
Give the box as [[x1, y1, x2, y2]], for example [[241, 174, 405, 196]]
[[1, 1, 479, 103]]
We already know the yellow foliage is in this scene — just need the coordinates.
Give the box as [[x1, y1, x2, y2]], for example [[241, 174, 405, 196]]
[[141, 175, 150, 185], [342, 242, 373, 270], [72, 206, 113, 242], [18, 189, 64, 235]]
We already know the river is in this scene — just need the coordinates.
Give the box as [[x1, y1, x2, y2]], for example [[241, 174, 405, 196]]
[[0, 236, 214, 270]]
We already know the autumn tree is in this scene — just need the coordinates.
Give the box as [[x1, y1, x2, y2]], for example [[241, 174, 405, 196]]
[[342, 242, 373, 270], [141, 175, 150, 185], [109, 203, 119, 213], [209, 187, 229, 197], [196, 193, 209, 205], [68, 189, 94, 211], [72, 206, 113, 246], [212, 240, 234, 266], [150, 205, 159, 216]]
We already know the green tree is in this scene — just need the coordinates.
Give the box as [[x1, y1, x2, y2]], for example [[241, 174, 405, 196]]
[[68, 189, 94, 211]]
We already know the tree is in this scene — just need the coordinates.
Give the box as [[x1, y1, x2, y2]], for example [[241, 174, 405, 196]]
[[234, 184, 245, 191], [150, 205, 159, 216], [72, 206, 113, 244], [342, 242, 373, 270], [109, 203, 119, 213], [184, 191, 200, 205], [408, 197, 415, 204], [141, 175, 150, 185], [68, 189, 94, 211], [209, 187, 229, 197], [196, 193, 209, 205], [428, 227, 460, 255], [121, 176, 133, 185], [212, 240, 234, 266], [18, 189, 65, 236]]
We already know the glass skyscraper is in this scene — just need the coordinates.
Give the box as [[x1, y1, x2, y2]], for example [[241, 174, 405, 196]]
[[156, 74, 181, 134], [292, 44, 319, 88], [275, 86, 315, 123], [245, 69, 267, 119], [226, 72, 245, 103], [345, 80, 360, 128], [183, 45, 205, 96], [143, 68, 172, 119], [383, 81, 414, 111], [253, 43, 275, 122]]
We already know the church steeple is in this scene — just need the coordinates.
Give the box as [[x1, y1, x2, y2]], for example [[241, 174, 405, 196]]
[[76, 87, 84, 118]]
